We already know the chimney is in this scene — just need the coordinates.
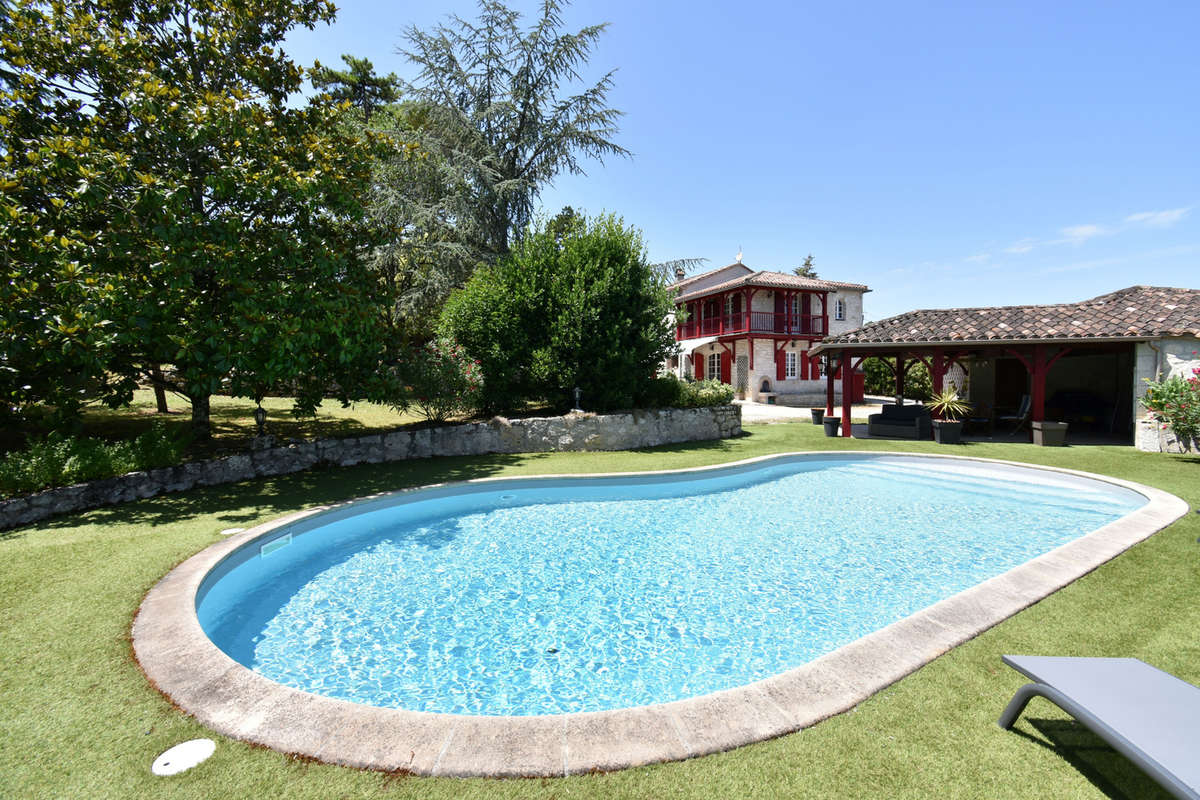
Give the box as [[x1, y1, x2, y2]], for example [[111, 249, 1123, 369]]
[[674, 265, 686, 281]]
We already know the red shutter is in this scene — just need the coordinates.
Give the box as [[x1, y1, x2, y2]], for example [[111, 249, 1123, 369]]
[[811, 354, 822, 379], [721, 351, 732, 384], [775, 350, 785, 381], [799, 350, 809, 380], [694, 352, 704, 380]]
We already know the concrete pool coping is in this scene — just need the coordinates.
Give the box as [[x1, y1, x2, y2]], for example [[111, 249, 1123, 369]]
[[132, 451, 1189, 778]]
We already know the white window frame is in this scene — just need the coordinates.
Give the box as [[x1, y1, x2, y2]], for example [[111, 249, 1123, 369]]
[[817, 356, 827, 377], [784, 351, 798, 379], [707, 352, 721, 381], [835, 299, 846, 321]]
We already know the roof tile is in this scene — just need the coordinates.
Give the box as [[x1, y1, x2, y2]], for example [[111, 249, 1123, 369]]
[[820, 286, 1200, 346]]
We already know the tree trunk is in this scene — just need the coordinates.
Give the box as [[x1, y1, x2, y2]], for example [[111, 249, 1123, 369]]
[[150, 365, 169, 414], [189, 394, 211, 441]]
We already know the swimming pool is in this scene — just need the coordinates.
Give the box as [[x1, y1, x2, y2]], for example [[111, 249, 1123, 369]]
[[135, 452, 1184, 776], [196, 454, 1145, 716]]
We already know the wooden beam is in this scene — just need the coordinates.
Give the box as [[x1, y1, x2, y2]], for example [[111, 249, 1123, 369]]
[[841, 351, 854, 437], [825, 355, 836, 416]]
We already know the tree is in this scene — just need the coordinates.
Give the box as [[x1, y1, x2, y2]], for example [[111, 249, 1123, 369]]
[[310, 54, 400, 124], [439, 213, 676, 413], [398, 0, 629, 260], [0, 0, 391, 438], [793, 254, 818, 278]]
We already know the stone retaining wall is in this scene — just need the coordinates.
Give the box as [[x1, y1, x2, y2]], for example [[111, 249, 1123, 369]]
[[0, 405, 741, 531]]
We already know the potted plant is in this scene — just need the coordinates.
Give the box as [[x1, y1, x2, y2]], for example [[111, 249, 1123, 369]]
[[810, 407, 825, 424], [822, 416, 841, 437], [928, 388, 971, 444]]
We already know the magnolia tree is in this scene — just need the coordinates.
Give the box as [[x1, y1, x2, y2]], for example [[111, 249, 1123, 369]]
[[0, 0, 391, 437]]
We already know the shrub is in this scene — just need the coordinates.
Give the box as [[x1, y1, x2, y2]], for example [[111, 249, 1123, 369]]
[[403, 339, 484, 423], [1141, 360, 1200, 451], [439, 212, 676, 413], [680, 378, 735, 407], [0, 422, 191, 498], [639, 375, 734, 408]]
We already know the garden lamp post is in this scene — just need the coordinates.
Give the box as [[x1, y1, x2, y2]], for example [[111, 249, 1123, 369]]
[[253, 402, 267, 437]]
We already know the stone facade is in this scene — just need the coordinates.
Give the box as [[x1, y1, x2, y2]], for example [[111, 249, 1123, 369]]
[[1134, 336, 1200, 453], [0, 406, 742, 531]]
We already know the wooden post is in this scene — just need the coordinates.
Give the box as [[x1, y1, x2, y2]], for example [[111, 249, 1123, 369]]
[[826, 355, 835, 416], [894, 354, 904, 403], [931, 348, 946, 396], [1031, 343, 1046, 423], [841, 352, 854, 437]]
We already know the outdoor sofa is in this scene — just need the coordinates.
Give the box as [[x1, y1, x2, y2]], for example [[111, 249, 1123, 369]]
[[866, 403, 931, 439], [999, 654, 1200, 800]]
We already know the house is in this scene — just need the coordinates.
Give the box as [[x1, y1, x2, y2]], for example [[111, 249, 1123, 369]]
[[667, 259, 871, 404], [811, 285, 1200, 450]]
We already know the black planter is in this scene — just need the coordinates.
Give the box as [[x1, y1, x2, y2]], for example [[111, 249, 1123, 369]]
[[810, 408, 825, 424], [933, 419, 964, 444], [823, 418, 841, 437]]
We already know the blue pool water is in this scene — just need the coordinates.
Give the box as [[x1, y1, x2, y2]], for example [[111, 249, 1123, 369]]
[[197, 455, 1145, 716]]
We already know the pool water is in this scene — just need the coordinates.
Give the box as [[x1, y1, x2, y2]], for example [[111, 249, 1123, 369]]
[[197, 455, 1146, 716]]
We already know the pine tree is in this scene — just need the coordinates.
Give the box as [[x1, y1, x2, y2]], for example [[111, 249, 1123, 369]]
[[793, 254, 818, 278]]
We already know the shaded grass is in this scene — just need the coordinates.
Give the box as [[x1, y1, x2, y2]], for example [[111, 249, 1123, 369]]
[[1, 424, 1197, 799]]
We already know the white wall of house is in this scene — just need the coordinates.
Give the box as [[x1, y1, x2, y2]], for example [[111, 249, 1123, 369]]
[[1134, 336, 1200, 452], [827, 290, 865, 336]]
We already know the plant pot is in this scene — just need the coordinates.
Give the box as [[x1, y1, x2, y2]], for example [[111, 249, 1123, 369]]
[[823, 418, 841, 437], [810, 408, 825, 424], [1033, 421, 1069, 447], [932, 419, 964, 444]]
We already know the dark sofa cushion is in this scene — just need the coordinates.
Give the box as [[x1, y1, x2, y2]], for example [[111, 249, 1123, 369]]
[[877, 404, 929, 422]]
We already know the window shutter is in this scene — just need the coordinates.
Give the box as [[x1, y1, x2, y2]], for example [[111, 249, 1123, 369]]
[[694, 353, 704, 380], [721, 351, 732, 384], [775, 350, 785, 381], [799, 351, 808, 380]]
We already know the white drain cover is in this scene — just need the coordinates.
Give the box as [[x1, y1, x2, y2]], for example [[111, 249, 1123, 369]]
[[151, 738, 215, 776]]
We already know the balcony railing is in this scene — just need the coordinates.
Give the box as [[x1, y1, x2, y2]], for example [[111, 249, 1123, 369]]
[[675, 313, 826, 340]]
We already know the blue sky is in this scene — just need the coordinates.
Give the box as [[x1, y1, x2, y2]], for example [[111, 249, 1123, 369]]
[[285, 1, 1199, 321]]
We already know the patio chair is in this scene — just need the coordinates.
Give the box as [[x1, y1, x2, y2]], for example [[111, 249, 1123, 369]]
[[998, 654, 1200, 800], [996, 394, 1030, 434]]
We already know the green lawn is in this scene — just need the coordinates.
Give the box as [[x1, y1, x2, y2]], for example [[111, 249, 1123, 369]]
[[1, 423, 1196, 799]]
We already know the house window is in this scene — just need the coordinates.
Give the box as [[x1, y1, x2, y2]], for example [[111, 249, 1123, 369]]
[[816, 356, 827, 377], [785, 351, 797, 379], [835, 299, 846, 321], [707, 352, 722, 381]]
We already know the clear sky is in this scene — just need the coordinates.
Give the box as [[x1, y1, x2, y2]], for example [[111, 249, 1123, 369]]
[[284, 0, 1199, 322]]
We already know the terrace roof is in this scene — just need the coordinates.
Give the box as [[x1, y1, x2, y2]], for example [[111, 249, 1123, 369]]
[[812, 285, 1200, 352]]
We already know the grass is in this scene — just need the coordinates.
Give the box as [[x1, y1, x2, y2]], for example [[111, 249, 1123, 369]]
[[1, 423, 1196, 799]]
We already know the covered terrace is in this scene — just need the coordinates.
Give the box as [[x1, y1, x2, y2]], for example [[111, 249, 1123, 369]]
[[809, 286, 1200, 445]]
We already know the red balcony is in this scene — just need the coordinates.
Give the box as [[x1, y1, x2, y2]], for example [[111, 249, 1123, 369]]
[[675, 312, 826, 340]]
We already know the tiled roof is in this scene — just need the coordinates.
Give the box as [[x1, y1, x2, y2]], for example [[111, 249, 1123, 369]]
[[673, 266, 870, 302], [817, 285, 1200, 348]]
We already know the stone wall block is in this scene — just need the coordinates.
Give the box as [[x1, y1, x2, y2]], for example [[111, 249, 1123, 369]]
[[382, 431, 412, 460], [410, 428, 432, 460]]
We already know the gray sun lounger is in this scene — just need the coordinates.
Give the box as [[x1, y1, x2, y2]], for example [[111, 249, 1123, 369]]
[[998, 655, 1200, 800]]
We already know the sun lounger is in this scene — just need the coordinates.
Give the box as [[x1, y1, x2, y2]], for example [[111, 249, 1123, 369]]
[[998, 654, 1200, 800]]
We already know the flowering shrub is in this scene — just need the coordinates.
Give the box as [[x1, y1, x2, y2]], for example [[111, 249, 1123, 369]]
[[1141, 353, 1200, 451], [405, 340, 483, 423], [640, 375, 734, 408]]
